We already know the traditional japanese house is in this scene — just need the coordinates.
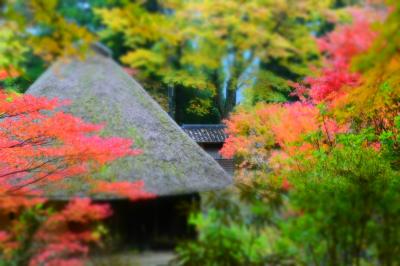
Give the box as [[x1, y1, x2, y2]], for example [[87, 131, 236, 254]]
[[26, 44, 232, 248], [181, 124, 234, 176]]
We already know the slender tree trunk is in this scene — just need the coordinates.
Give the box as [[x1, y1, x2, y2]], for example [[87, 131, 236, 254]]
[[210, 70, 224, 121], [223, 81, 237, 118], [220, 49, 255, 119], [221, 53, 242, 119]]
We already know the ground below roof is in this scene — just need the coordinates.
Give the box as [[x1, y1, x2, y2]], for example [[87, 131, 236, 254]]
[[89, 251, 174, 266]]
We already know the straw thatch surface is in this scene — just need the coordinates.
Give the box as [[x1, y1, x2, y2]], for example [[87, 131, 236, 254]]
[[26, 51, 232, 198]]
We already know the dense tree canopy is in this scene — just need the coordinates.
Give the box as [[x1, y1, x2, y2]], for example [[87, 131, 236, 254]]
[[0, 0, 363, 123], [96, 0, 336, 121], [175, 1, 400, 265]]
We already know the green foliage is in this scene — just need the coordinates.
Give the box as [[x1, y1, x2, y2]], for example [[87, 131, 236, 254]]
[[1, 0, 347, 121], [96, 0, 332, 121], [177, 140, 400, 265], [0, 0, 100, 91], [0, 205, 46, 266], [286, 145, 400, 265], [174, 188, 294, 266], [175, 87, 221, 124], [0, 22, 28, 72], [174, 209, 271, 266], [379, 115, 400, 169], [175, 4, 400, 260], [243, 70, 292, 106]]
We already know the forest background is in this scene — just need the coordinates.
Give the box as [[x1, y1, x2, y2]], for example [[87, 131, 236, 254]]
[[0, 0, 399, 265]]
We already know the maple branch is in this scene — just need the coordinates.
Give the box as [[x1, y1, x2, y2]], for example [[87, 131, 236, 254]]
[[6, 167, 63, 194], [2, 136, 51, 149], [0, 158, 58, 179]]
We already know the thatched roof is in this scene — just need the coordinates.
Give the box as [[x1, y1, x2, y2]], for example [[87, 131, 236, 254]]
[[26, 49, 232, 199]]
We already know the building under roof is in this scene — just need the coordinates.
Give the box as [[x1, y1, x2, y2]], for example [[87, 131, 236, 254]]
[[26, 45, 232, 247], [182, 124, 234, 176], [26, 47, 231, 199], [181, 124, 227, 144]]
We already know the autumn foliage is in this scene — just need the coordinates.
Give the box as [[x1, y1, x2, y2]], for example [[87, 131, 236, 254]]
[[221, 8, 381, 163], [0, 89, 153, 265], [213, 4, 400, 265], [0, 91, 143, 195], [1, 198, 112, 266]]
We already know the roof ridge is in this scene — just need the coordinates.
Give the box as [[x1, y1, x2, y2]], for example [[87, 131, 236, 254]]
[[181, 124, 226, 128]]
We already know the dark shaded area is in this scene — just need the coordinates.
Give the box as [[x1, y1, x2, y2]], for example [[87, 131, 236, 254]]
[[181, 124, 235, 176], [174, 86, 221, 125], [103, 194, 200, 250], [198, 142, 235, 176]]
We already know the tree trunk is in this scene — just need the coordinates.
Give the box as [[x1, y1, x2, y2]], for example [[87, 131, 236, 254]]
[[223, 81, 237, 119]]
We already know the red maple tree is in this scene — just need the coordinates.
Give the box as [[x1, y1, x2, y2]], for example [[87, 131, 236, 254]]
[[220, 8, 380, 191], [291, 9, 378, 104], [0, 91, 143, 195], [0, 89, 153, 265]]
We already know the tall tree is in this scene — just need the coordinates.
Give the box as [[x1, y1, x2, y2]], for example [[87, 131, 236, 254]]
[[96, 0, 335, 122], [175, 4, 400, 265]]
